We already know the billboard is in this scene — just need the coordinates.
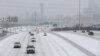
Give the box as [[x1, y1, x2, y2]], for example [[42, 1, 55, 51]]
[[0, 16, 18, 22]]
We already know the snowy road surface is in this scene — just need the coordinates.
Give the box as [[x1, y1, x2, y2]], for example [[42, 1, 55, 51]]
[[67, 31, 100, 41], [55, 32, 100, 56], [0, 31, 100, 56]]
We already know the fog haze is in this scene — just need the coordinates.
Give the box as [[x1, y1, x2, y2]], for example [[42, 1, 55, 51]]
[[0, 0, 100, 26]]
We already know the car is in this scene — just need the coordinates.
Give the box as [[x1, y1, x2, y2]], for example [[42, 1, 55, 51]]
[[27, 45, 35, 48], [27, 48, 35, 54], [44, 33, 47, 36], [27, 45, 35, 54], [14, 42, 21, 48], [31, 39, 36, 42], [29, 32, 31, 34], [30, 33, 34, 36], [82, 30, 85, 33], [88, 32, 94, 35]]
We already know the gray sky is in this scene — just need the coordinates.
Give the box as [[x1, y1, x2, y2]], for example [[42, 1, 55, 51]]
[[0, 0, 100, 26], [0, 0, 89, 18]]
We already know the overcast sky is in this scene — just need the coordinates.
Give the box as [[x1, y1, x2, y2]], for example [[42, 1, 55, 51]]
[[0, 0, 100, 24], [0, 0, 90, 17]]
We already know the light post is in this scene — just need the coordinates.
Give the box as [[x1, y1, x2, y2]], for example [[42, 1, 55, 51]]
[[79, 0, 81, 30], [34, 11, 37, 26]]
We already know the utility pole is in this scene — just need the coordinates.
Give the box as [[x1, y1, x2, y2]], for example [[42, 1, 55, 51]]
[[79, 0, 81, 30], [34, 11, 37, 26], [40, 3, 44, 32], [41, 3, 44, 23]]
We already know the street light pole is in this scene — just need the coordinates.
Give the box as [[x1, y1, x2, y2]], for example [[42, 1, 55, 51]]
[[40, 3, 44, 32], [34, 11, 37, 26], [79, 0, 81, 30]]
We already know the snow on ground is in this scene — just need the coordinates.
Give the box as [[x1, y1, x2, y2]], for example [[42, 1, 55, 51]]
[[0, 31, 88, 56], [55, 32, 100, 56], [0, 31, 45, 56], [67, 31, 100, 41], [1, 26, 100, 56], [64, 31, 100, 41], [37, 33, 88, 56], [0, 32, 29, 56]]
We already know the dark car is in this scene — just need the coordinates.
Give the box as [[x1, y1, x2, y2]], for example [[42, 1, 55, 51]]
[[14, 42, 21, 48], [31, 39, 36, 42], [44, 33, 47, 36], [27, 45, 35, 54], [27, 45, 35, 48], [82, 30, 85, 33], [29, 32, 31, 34], [27, 48, 35, 54], [30, 33, 34, 36], [88, 32, 94, 35]]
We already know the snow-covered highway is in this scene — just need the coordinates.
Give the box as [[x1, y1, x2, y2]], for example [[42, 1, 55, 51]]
[[0, 29, 100, 56]]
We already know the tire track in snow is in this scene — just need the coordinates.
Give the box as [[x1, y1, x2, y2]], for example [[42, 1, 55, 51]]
[[7, 33, 26, 56], [22, 33, 32, 56], [43, 38, 61, 56], [42, 37, 60, 56], [46, 34, 71, 56], [5, 32, 27, 56], [8, 49, 20, 56], [47, 33, 89, 56], [44, 35, 70, 56], [51, 32, 96, 56], [36, 34, 46, 56], [0, 35, 20, 56], [37, 33, 61, 56], [37, 34, 51, 56], [17, 32, 29, 56]]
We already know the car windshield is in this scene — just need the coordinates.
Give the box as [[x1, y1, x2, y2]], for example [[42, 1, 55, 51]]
[[27, 46, 34, 48], [15, 42, 20, 44]]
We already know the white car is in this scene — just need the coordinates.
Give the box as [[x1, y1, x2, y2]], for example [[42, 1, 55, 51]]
[[14, 42, 21, 48], [27, 45, 35, 54]]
